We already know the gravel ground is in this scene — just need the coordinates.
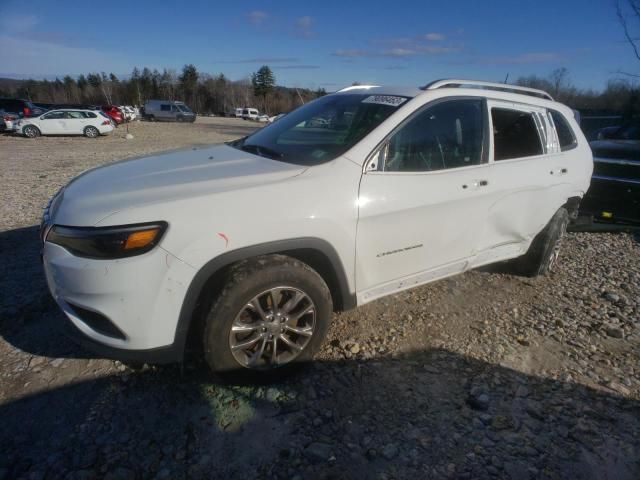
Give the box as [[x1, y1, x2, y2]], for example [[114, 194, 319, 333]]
[[0, 118, 639, 479]]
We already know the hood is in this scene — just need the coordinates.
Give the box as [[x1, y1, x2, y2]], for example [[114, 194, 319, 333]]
[[590, 140, 640, 162], [53, 144, 306, 226]]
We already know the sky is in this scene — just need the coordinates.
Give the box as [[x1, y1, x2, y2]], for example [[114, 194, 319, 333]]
[[0, 0, 637, 91]]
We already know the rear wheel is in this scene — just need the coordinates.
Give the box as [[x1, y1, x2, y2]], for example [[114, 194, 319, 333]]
[[203, 255, 332, 379], [147, 115, 155, 122], [23, 125, 40, 138], [84, 126, 99, 138], [511, 208, 569, 277]]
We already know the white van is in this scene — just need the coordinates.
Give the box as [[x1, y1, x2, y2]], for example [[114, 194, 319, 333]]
[[242, 108, 259, 120], [234, 108, 243, 118]]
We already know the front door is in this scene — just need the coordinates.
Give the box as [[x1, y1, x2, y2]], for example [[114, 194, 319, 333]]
[[38, 111, 67, 134], [356, 98, 493, 303]]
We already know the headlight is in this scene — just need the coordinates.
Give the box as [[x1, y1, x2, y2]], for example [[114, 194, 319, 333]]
[[46, 222, 167, 259]]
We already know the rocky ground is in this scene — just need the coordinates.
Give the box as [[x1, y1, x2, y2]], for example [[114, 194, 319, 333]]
[[0, 119, 639, 479]]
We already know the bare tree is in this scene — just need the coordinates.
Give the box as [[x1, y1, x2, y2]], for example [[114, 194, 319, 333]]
[[616, 0, 640, 76]]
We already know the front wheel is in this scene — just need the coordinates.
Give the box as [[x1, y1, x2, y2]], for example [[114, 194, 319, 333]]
[[84, 126, 99, 138], [203, 255, 332, 378], [23, 125, 40, 138], [511, 208, 569, 277]]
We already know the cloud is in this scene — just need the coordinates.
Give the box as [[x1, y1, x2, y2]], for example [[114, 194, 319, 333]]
[[217, 57, 300, 64], [273, 64, 320, 70], [424, 33, 445, 41], [294, 16, 314, 37], [483, 52, 563, 65], [0, 14, 39, 33], [0, 35, 131, 76], [332, 49, 369, 58], [332, 43, 461, 59], [381, 48, 417, 57], [247, 10, 268, 26]]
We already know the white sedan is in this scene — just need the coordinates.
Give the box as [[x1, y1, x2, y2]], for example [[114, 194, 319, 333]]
[[17, 109, 115, 138]]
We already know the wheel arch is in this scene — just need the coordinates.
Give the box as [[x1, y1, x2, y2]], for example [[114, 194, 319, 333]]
[[173, 237, 356, 359], [563, 195, 582, 220]]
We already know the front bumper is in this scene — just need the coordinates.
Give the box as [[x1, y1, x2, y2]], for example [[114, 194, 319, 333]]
[[43, 241, 196, 362]]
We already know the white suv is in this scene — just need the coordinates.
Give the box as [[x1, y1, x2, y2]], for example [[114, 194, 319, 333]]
[[41, 80, 592, 375]]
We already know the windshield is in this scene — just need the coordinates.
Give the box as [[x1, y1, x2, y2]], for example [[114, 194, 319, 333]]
[[177, 104, 192, 113], [232, 93, 409, 165]]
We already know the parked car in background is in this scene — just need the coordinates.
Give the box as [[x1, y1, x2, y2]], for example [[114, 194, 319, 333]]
[[269, 113, 286, 123], [0, 98, 47, 117], [257, 114, 270, 123], [119, 106, 135, 122], [41, 80, 592, 376], [234, 108, 243, 118], [242, 108, 259, 120], [143, 100, 196, 122], [17, 109, 114, 138], [101, 105, 124, 125], [0, 111, 19, 132], [578, 121, 640, 227]]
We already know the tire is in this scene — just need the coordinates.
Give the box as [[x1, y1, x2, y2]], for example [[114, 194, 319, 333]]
[[147, 115, 155, 122], [203, 254, 332, 379], [23, 125, 40, 138], [176, 115, 183, 122], [511, 208, 569, 277], [84, 126, 99, 138]]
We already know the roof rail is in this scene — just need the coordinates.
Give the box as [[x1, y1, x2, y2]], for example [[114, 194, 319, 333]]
[[422, 79, 554, 101], [337, 85, 380, 92]]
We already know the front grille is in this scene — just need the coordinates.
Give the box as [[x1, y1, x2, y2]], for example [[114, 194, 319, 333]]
[[67, 303, 126, 340]]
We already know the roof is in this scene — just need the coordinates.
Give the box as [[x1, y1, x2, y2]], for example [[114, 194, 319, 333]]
[[335, 79, 557, 106]]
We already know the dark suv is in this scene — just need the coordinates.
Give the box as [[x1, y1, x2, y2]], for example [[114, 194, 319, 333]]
[[578, 121, 640, 227], [0, 98, 46, 117]]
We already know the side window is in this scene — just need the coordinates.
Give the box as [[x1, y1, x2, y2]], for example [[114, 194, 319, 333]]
[[549, 110, 578, 151], [491, 108, 543, 161], [66, 111, 85, 119], [384, 99, 485, 172], [42, 111, 66, 120], [160, 104, 171, 112], [86, 111, 97, 118]]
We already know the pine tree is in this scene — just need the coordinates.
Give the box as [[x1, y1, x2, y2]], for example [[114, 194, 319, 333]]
[[251, 65, 275, 113]]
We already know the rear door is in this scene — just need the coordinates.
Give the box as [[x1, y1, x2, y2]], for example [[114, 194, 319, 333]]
[[38, 111, 67, 134], [473, 101, 563, 260], [65, 111, 88, 134], [356, 98, 493, 302]]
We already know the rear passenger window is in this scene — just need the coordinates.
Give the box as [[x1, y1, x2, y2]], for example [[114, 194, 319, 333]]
[[86, 112, 97, 118], [549, 110, 578, 151], [491, 108, 543, 161], [384, 99, 485, 172]]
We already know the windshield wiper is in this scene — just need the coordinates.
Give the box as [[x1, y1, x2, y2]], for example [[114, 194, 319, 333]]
[[240, 143, 284, 160]]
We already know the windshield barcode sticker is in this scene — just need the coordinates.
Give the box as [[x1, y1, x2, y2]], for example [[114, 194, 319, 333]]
[[362, 95, 408, 107]]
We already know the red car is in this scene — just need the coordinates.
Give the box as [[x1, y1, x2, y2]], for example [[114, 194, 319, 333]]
[[101, 106, 124, 125]]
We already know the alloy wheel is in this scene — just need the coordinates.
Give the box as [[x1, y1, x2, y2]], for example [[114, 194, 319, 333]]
[[228, 286, 316, 370]]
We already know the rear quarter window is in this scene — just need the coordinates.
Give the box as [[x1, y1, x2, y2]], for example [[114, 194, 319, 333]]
[[549, 110, 578, 151]]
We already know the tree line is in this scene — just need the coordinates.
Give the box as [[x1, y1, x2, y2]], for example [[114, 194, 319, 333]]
[[0, 64, 637, 117], [0, 64, 326, 116]]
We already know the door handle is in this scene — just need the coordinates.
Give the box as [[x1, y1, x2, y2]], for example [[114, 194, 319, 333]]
[[462, 179, 489, 189], [550, 168, 568, 176]]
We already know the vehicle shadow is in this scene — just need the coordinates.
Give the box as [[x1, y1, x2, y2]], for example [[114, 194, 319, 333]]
[[0, 225, 93, 359], [0, 350, 638, 479]]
